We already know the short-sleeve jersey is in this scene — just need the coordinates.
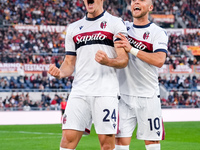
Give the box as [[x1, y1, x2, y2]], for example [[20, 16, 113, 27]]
[[65, 11, 127, 96], [117, 22, 168, 97]]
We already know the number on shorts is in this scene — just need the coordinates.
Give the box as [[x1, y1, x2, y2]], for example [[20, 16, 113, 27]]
[[148, 118, 160, 131], [103, 109, 116, 122], [111, 109, 116, 122]]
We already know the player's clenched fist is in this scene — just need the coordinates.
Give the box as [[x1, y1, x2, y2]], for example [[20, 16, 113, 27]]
[[95, 50, 109, 65], [48, 64, 61, 79]]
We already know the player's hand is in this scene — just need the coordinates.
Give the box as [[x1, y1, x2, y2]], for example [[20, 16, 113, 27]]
[[48, 64, 61, 79], [114, 33, 132, 52], [95, 50, 109, 65]]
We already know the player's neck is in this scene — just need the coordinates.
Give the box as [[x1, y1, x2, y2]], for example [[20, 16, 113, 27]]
[[133, 18, 150, 26]]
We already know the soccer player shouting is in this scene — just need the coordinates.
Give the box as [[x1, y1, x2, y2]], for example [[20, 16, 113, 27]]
[[48, 0, 128, 150], [114, 0, 168, 150]]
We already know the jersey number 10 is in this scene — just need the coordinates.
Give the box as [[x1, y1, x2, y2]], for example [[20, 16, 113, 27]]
[[148, 118, 160, 131]]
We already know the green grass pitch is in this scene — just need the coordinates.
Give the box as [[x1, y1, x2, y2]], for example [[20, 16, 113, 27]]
[[0, 122, 200, 150]]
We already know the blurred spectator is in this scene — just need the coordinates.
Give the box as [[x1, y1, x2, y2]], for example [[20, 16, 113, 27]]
[[39, 83, 44, 90], [50, 95, 58, 110], [45, 94, 51, 106], [23, 103, 31, 111], [60, 98, 67, 115], [168, 92, 174, 103], [177, 75, 185, 89], [30, 74, 35, 83], [0, 101, 4, 111], [17, 66, 25, 79], [3, 96, 10, 108], [33, 83, 38, 89], [42, 70, 48, 80], [161, 97, 169, 107], [64, 81, 72, 90]]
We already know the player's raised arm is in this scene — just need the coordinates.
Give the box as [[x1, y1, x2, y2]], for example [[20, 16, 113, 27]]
[[48, 55, 76, 79]]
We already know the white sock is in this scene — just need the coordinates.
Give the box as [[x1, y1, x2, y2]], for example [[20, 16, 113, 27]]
[[145, 144, 160, 150], [115, 145, 129, 150], [60, 147, 74, 150]]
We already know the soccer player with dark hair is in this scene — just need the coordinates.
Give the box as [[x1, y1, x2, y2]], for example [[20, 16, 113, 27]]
[[48, 0, 128, 149]]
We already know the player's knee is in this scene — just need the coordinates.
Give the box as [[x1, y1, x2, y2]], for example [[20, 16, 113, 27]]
[[115, 145, 129, 150], [60, 134, 73, 144], [100, 140, 115, 150], [145, 140, 160, 145], [101, 142, 113, 150], [60, 132, 76, 148], [99, 134, 115, 150], [60, 136, 76, 150], [115, 137, 131, 145]]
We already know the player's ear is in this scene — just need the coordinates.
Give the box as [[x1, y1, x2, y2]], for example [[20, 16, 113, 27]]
[[149, 4, 153, 11]]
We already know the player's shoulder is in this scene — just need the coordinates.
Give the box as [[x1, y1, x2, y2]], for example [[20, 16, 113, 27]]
[[150, 23, 168, 36], [124, 21, 132, 27], [105, 11, 124, 23], [67, 17, 85, 33]]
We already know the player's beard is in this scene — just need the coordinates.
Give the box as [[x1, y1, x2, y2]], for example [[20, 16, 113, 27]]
[[132, 10, 148, 19], [88, 9, 96, 15]]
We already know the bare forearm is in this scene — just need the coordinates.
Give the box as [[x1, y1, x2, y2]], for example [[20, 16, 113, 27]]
[[95, 47, 128, 69], [136, 51, 166, 68], [59, 63, 74, 78], [109, 46, 128, 69], [107, 56, 128, 69], [59, 55, 76, 78]]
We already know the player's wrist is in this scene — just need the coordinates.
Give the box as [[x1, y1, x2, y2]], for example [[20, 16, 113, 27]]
[[130, 47, 139, 56], [56, 70, 62, 79]]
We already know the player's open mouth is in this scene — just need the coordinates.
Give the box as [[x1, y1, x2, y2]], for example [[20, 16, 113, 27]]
[[87, 0, 94, 9], [87, 0, 94, 5], [134, 7, 141, 11]]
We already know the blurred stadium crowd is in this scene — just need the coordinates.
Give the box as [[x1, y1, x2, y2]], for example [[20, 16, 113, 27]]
[[0, 92, 69, 111], [0, 0, 199, 63], [0, 28, 199, 64], [0, 0, 199, 27], [0, 0, 200, 110], [153, 0, 199, 28]]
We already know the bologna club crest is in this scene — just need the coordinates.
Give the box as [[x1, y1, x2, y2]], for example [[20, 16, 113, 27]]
[[143, 31, 150, 40], [100, 21, 107, 29], [62, 114, 67, 124]]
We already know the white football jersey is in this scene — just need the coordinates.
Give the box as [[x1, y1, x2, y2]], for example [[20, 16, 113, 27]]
[[65, 11, 127, 96], [117, 22, 168, 97]]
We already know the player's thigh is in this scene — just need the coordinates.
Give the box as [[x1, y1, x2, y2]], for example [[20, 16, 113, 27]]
[[136, 94, 164, 141], [92, 96, 118, 134], [62, 95, 92, 131], [116, 95, 137, 138]]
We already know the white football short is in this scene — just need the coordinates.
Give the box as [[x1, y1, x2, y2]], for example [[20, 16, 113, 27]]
[[116, 93, 165, 141], [62, 95, 119, 135]]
